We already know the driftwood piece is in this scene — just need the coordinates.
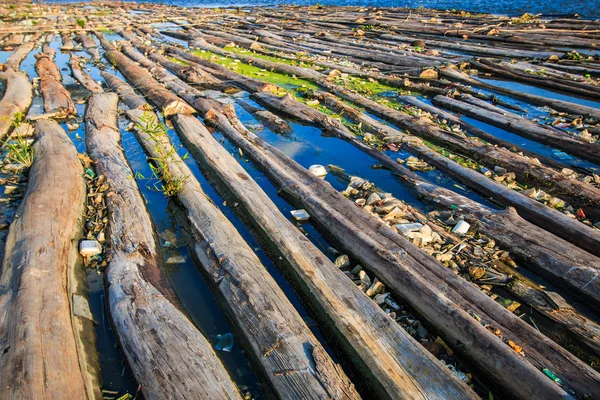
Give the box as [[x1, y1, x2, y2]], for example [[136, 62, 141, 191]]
[[4, 36, 39, 71], [0, 120, 95, 399], [85, 93, 241, 400], [0, 69, 33, 143], [126, 107, 359, 400]]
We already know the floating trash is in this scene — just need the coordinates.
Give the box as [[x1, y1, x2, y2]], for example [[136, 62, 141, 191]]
[[214, 333, 234, 352]]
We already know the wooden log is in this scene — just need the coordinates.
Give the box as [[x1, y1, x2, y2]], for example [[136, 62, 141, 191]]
[[171, 111, 477, 399], [35, 45, 76, 116], [396, 95, 570, 172], [96, 34, 195, 116], [84, 92, 241, 400], [195, 99, 593, 399], [126, 108, 359, 399], [61, 32, 75, 50], [4, 35, 39, 71], [160, 37, 600, 220], [236, 98, 292, 134], [472, 59, 600, 100], [100, 71, 148, 111], [74, 32, 100, 61], [440, 67, 600, 121], [0, 119, 94, 399], [0, 69, 33, 143], [433, 94, 600, 165], [69, 54, 103, 93], [311, 82, 600, 257]]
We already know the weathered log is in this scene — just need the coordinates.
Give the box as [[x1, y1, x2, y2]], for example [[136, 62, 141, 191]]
[[61, 32, 76, 50], [100, 71, 148, 111], [440, 67, 600, 120], [69, 54, 103, 93], [433, 94, 600, 165], [195, 99, 595, 398], [74, 32, 100, 61], [126, 108, 359, 399], [472, 59, 600, 100], [396, 95, 569, 171], [236, 98, 292, 134], [84, 92, 241, 400], [171, 111, 477, 399], [0, 69, 33, 143], [97, 35, 195, 117], [0, 119, 98, 399], [4, 35, 39, 71], [35, 44, 76, 116]]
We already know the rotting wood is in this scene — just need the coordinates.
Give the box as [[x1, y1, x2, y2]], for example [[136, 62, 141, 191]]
[[0, 119, 96, 399], [85, 92, 241, 400], [433, 94, 600, 165], [96, 34, 195, 117]]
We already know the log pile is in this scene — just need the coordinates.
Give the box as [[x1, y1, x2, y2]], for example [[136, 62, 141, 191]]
[[0, 1, 599, 399]]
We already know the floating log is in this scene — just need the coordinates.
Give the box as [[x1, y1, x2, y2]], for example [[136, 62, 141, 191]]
[[124, 105, 359, 398], [84, 92, 241, 399], [97, 34, 195, 117], [440, 67, 600, 121], [194, 99, 595, 398], [0, 69, 33, 143], [69, 54, 103, 93], [171, 111, 477, 399], [4, 35, 39, 71], [433, 94, 600, 165], [100, 71, 148, 111], [0, 119, 98, 399], [35, 44, 76, 116]]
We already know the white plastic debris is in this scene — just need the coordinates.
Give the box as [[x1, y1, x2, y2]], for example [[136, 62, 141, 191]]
[[308, 164, 327, 179], [290, 209, 310, 221], [79, 240, 102, 257], [452, 220, 470, 235], [394, 223, 424, 238]]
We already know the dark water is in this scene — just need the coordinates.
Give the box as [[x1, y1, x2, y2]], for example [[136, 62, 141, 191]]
[[43, 0, 600, 18]]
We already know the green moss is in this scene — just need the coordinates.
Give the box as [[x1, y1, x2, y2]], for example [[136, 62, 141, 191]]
[[224, 46, 324, 71], [191, 49, 320, 92], [167, 56, 189, 66]]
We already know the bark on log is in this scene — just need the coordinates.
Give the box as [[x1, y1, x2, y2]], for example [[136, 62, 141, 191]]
[[0, 119, 95, 399], [171, 112, 477, 399], [0, 69, 33, 143], [126, 108, 360, 400], [84, 93, 241, 400]]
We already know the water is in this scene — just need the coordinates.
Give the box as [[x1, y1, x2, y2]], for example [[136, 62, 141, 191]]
[[41, 0, 600, 19]]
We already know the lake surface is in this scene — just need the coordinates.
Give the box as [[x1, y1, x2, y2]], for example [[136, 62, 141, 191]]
[[44, 0, 600, 19]]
